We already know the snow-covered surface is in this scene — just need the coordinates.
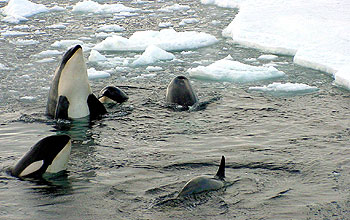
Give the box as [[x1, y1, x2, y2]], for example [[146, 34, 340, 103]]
[[72, 0, 139, 14], [201, 0, 242, 9], [87, 68, 111, 79], [158, 22, 172, 28], [158, 4, 190, 13], [34, 50, 62, 57], [93, 28, 218, 52], [179, 18, 199, 26], [10, 39, 39, 45], [1, 0, 51, 24], [249, 82, 319, 95], [258, 54, 278, 61], [221, 0, 350, 89], [51, 40, 84, 49], [146, 66, 163, 72], [47, 23, 67, 29], [132, 45, 175, 66], [97, 25, 125, 33], [1, 30, 30, 37], [88, 50, 107, 63], [188, 55, 285, 83]]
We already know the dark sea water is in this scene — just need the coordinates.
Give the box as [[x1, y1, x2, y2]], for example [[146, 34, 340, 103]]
[[1, 0, 350, 219]]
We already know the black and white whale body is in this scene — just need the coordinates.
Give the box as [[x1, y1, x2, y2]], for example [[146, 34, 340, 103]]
[[98, 86, 129, 104], [166, 76, 198, 108], [178, 156, 226, 197], [11, 135, 71, 178], [46, 45, 106, 120]]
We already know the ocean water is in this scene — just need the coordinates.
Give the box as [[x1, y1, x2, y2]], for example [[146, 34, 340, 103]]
[[1, 0, 350, 219]]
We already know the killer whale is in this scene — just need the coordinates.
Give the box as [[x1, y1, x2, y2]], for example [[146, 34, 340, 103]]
[[98, 86, 129, 104], [166, 76, 198, 109], [178, 156, 226, 197], [46, 45, 106, 120], [11, 135, 71, 179]]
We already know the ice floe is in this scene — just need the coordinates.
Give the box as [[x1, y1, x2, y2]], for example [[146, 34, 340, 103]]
[[35, 50, 62, 58], [158, 4, 190, 13], [87, 68, 111, 79], [97, 25, 125, 33], [200, 0, 241, 9], [188, 55, 285, 83], [51, 40, 84, 49], [72, 0, 139, 14], [221, 0, 350, 90], [1, 0, 49, 24], [146, 66, 163, 72], [10, 39, 39, 45], [1, 30, 30, 37], [47, 23, 67, 29], [88, 50, 107, 63], [249, 82, 319, 95], [179, 18, 199, 26], [93, 28, 218, 52], [257, 54, 278, 61], [131, 45, 175, 66]]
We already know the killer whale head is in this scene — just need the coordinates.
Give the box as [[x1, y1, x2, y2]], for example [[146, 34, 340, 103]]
[[46, 45, 106, 120], [166, 76, 198, 108], [11, 135, 72, 179]]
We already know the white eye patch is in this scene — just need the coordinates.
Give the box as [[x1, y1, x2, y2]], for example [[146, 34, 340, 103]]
[[19, 160, 44, 177]]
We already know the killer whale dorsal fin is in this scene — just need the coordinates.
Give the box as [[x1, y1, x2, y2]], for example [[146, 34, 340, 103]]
[[215, 156, 225, 179]]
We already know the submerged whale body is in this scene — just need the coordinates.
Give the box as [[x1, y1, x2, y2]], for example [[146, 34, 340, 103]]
[[166, 76, 198, 108], [46, 45, 106, 120], [178, 156, 226, 197], [11, 135, 71, 179]]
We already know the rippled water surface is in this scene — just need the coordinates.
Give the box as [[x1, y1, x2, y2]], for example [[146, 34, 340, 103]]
[[1, 0, 350, 219]]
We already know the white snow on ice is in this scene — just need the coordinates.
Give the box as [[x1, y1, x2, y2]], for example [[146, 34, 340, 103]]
[[132, 45, 175, 66], [93, 28, 218, 52], [179, 18, 199, 26], [88, 50, 107, 63], [257, 54, 278, 61], [35, 50, 63, 57], [220, 0, 350, 90], [51, 40, 84, 49], [97, 25, 125, 33], [87, 68, 111, 79], [158, 4, 190, 13], [47, 23, 67, 29], [1, 30, 30, 37], [188, 55, 285, 83], [146, 66, 163, 72], [72, 0, 139, 14], [1, 0, 49, 24], [249, 82, 318, 95], [200, 0, 242, 9], [10, 39, 39, 45]]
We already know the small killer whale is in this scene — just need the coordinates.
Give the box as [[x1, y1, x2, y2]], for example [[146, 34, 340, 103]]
[[178, 156, 225, 197], [98, 86, 129, 104], [11, 135, 71, 179], [46, 45, 106, 120], [166, 76, 198, 108]]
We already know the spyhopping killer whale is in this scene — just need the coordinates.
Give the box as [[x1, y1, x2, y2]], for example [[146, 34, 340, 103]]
[[98, 86, 129, 104], [11, 135, 71, 179], [178, 156, 226, 197], [166, 76, 198, 108], [46, 45, 106, 120]]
